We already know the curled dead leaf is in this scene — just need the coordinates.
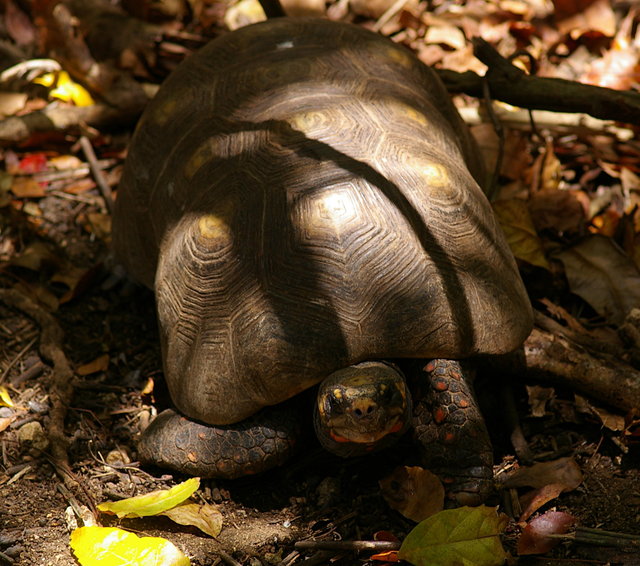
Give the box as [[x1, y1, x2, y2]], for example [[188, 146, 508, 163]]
[[380, 466, 444, 522], [161, 502, 223, 538], [555, 234, 640, 325], [517, 511, 576, 555], [76, 354, 110, 376], [502, 457, 583, 492], [518, 483, 566, 522]]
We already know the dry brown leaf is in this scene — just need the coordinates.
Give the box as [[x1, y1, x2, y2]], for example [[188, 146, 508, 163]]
[[64, 178, 96, 195], [10, 241, 58, 271], [555, 235, 640, 325], [575, 394, 625, 431], [518, 483, 566, 522], [555, 0, 615, 36], [11, 177, 46, 198], [539, 298, 589, 334], [424, 25, 467, 50], [0, 92, 28, 119], [80, 212, 112, 241], [379, 466, 444, 522], [540, 142, 562, 192], [517, 511, 576, 555], [526, 385, 555, 418], [529, 189, 585, 234], [0, 417, 13, 433], [48, 155, 84, 170], [502, 457, 583, 491], [281, 0, 326, 16], [161, 502, 223, 538], [224, 0, 265, 30], [581, 7, 640, 90], [350, 0, 398, 18], [77, 354, 110, 376]]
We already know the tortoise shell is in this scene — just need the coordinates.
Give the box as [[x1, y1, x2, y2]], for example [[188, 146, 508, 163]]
[[113, 18, 532, 428]]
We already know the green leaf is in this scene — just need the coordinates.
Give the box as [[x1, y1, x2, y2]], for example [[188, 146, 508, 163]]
[[398, 506, 508, 566], [70, 526, 190, 566], [98, 478, 200, 518]]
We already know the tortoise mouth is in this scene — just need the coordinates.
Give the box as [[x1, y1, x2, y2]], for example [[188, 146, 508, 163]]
[[328, 414, 407, 445], [313, 361, 412, 457]]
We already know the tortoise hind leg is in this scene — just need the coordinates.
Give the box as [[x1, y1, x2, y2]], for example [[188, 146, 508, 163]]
[[138, 401, 303, 479], [412, 359, 493, 506]]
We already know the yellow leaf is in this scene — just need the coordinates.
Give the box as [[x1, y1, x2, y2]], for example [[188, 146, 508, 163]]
[[70, 526, 190, 566], [76, 354, 110, 376], [33, 71, 94, 106], [161, 502, 223, 538], [0, 386, 14, 407], [98, 478, 200, 518], [493, 199, 550, 270]]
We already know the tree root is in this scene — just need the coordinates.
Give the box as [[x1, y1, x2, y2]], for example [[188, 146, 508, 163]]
[[0, 289, 77, 490]]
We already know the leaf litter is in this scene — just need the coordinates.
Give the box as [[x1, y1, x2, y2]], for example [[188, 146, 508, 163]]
[[2, 0, 640, 564]]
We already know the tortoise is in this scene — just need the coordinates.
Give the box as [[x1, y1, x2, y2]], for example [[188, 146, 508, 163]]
[[113, 17, 532, 504]]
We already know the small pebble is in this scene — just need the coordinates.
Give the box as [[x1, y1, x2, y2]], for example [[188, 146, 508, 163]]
[[27, 401, 48, 415], [0, 407, 14, 418], [17, 421, 49, 452]]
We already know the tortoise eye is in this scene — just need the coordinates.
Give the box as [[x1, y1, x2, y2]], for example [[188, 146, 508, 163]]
[[326, 389, 345, 413]]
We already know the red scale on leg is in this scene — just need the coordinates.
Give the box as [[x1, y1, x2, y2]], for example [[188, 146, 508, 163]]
[[412, 359, 494, 506]]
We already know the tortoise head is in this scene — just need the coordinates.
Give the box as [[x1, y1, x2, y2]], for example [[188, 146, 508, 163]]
[[314, 361, 412, 457]]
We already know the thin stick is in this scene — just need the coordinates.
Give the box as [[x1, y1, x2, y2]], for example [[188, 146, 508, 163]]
[[294, 540, 400, 552], [0, 336, 37, 384], [373, 0, 408, 32], [79, 136, 114, 214]]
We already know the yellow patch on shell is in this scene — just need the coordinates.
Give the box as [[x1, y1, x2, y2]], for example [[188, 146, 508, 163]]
[[384, 46, 414, 69], [333, 388, 343, 399], [394, 102, 429, 127], [184, 139, 218, 180], [198, 214, 232, 241], [288, 111, 329, 134], [419, 162, 450, 187], [149, 97, 179, 127]]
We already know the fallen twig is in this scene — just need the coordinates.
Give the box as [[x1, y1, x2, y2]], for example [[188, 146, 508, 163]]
[[294, 540, 400, 552], [437, 38, 640, 126], [78, 136, 114, 214], [524, 326, 640, 413], [550, 527, 640, 550]]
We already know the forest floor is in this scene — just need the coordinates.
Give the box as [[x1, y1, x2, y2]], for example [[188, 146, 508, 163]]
[[2, 0, 640, 565]]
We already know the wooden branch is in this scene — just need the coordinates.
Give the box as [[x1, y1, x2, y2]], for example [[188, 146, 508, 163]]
[[436, 38, 640, 126], [0, 101, 146, 143], [524, 327, 640, 413]]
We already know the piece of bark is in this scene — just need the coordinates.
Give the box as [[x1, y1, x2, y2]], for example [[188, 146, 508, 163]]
[[524, 327, 640, 413]]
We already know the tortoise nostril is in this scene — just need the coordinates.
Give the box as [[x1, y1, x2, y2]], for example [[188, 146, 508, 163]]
[[353, 404, 376, 418]]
